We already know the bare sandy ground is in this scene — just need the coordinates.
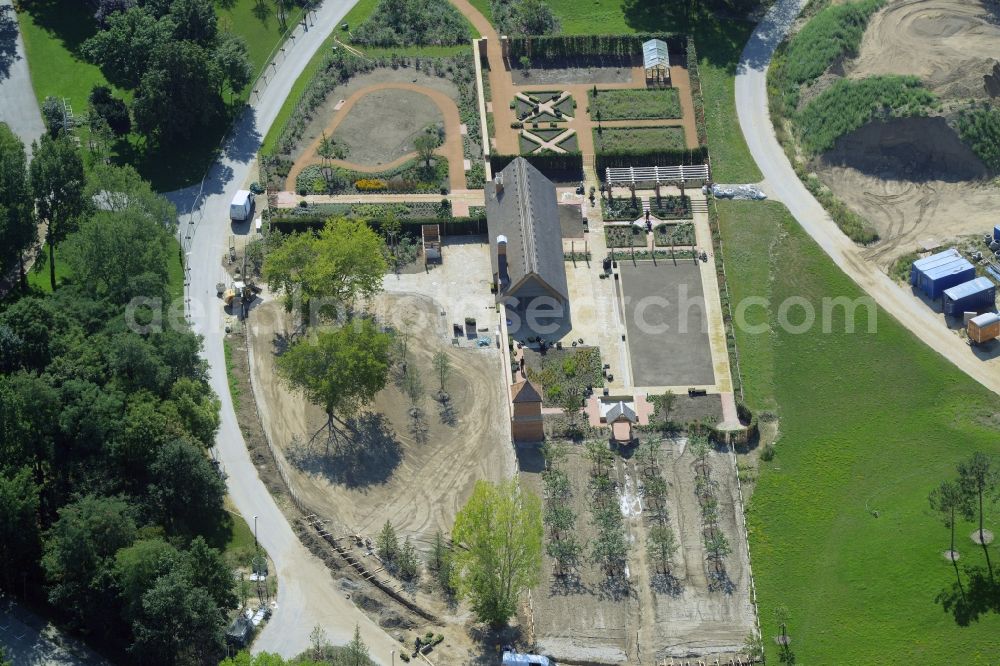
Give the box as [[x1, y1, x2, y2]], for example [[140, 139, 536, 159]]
[[820, 165, 1000, 269], [849, 0, 1000, 99], [248, 291, 512, 549], [813, 0, 1000, 266]]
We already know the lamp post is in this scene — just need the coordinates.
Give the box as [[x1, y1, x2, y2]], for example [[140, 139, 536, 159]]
[[253, 515, 259, 551]]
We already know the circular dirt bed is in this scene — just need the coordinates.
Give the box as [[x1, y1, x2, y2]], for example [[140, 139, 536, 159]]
[[970, 529, 994, 545], [943, 550, 960, 562], [849, 0, 1000, 98], [331, 89, 445, 167]]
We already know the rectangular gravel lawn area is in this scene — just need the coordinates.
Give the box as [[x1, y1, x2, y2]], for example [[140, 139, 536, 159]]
[[594, 126, 686, 152], [588, 88, 682, 120]]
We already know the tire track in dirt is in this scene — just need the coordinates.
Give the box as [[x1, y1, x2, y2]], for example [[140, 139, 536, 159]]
[[250, 293, 509, 554]]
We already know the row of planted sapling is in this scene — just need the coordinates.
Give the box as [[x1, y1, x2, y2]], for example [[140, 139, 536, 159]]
[[690, 435, 734, 592], [585, 441, 630, 593], [541, 441, 582, 585], [391, 323, 457, 441], [635, 438, 680, 594]]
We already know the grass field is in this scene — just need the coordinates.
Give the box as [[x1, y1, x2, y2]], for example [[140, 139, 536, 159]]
[[540, 0, 761, 182], [16, 1, 122, 112], [718, 200, 1000, 663], [588, 88, 681, 120], [594, 126, 686, 152]]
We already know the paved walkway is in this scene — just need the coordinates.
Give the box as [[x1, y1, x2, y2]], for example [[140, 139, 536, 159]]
[[273, 188, 485, 215], [448, 0, 518, 153], [0, 0, 44, 154], [735, 0, 1000, 397], [284, 82, 467, 192]]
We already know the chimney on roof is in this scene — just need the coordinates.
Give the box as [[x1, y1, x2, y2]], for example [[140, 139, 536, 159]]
[[497, 234, 508, 256], [494, 172, 504, 195]]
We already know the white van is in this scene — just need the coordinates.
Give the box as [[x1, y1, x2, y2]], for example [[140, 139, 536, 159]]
[[230, 190, 254, 222]]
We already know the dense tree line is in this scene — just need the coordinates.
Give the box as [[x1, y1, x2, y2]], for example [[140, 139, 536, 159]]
[[353, 0, 470, 47], [76, 0, 254, 143], [0, 129, 232, 664]]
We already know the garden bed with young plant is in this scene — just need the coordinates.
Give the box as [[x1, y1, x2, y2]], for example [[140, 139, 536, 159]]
[[588, 88, 682, 120], [605, 224, 646, 248], [524, 347, 604, 408], [654, 222, 695, 247]]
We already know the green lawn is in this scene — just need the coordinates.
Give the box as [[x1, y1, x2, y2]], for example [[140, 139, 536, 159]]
[[588, 88, 681, 120], [467, 0, 494, 24], [223, 338, 242, 412], [544, 0, 635, 34], [594, 126, 685, 151], [718, 200, 1000, 663], [16, 1, 123, 112], [217, 0, 306, 77], [26, 246, 72, 293]]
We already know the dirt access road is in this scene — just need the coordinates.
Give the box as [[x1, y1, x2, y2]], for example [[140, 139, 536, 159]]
[[169, 0, 403, 660], [735, 0, 1000, 396]]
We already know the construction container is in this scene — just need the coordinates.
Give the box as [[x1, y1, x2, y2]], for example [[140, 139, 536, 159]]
[[943, 277, 996, 316], [911, 249, 975, 300], [994, 224, 1000, 242], [968, 312, 1000, 344]]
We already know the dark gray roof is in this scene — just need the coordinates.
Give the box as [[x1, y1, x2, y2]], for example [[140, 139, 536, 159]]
[[606, 401, 637, 423], [486, 158, 568, 303]]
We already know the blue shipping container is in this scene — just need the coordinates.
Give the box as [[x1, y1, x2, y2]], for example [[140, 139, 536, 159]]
[[914, 255, 976, 300], [910, 249, 960, 286], [994, 224, 1000, 242], [942, 277, 996, 316]]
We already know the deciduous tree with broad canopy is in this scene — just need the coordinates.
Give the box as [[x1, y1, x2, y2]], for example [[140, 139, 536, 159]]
[[450, 479, 543, 625], [276, 318, 392, 437], [264, 217, 387, 324]]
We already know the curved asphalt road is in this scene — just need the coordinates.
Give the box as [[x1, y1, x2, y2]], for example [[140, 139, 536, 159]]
[[0, 0, 45, 152], [735, 0, 1000, 396], [169, 2, 400, 661]]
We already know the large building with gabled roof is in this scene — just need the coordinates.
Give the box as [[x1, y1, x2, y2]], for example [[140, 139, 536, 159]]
[[486, 158, 569, 324]]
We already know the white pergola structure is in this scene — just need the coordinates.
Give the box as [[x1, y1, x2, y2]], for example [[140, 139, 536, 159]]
[[605, 164, 710, 186]]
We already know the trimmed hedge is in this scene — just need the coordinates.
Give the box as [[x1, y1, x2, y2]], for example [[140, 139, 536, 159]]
[[509, 33, 686, 67], [270, 212, 487, 236], [490, 152, 583, 181]]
